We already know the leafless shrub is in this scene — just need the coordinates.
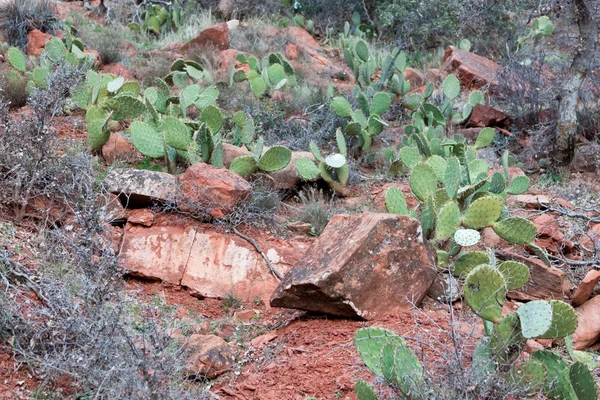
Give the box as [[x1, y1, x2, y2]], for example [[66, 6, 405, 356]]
[[0, 0, 59, 51], [290, 187, 335, 236], [0, 62, 88, 222]]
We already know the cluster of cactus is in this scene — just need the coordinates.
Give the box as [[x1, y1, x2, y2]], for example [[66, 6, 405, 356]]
[[330, 88, 390, 152], [5, 26, 94, 97], [354, 305, 596, 400], [295, 129, 349, 193], [231, 52, 296, 98], [128, 1, 183, 35], [516, 16, 555, 53]]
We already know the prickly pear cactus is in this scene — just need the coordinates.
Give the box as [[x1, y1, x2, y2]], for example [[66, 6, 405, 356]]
[[354, 327, 402, 377], [130, 121, 165, 158], [462, 196, 504, 229], [497, 261, 530, 290], [296, 158, 320, 180], [492, 217, 537, 244], [355, 381, 377, 400], [451, 251, 489, 276], [454, 229, 481, 247], [435, 201, 461, 239], [409, 163, 437, 202], [7, 47, 27, 72], [489, 313, 524, 364], [385, 186, 409, 216], [517, 300, 553, 338], [257, 146, 292, 172], [464, 264, 506, 322]]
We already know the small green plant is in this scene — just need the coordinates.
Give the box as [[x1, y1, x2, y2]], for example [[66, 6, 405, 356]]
[[231, 52, 297, 98], [223, 293, 242, 311], [128, 1, 183, 35], [296, 129, 349, 194]]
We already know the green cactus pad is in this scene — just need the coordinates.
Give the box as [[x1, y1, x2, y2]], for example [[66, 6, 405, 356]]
[[230, 156, 258, 178], [529, 243, 551, 267], [385, 186, 409, 216], [130, 121, 165, 158], [354, 328, 401, 377], [119, 81, 141, 97], [325, 154, 346, 169], [7, 47, 26, 72], [200, 105, 224, 134], [433, 189, 450, 210], [444, 157, 461, 199], [570, 362, 598, 400], [393, 341, 425, 397], [464, 264, 506, 322], [85, 106, 111, 150], [442, 74, 460, 100], [492, 217, 537, 244], [497, 261, 530, 290], [489, 313, 524, 364], [296, 158, 320, 181], [427, 155, 447, 182], [107, 76, 124, 93], [380, 342, 397, 383], [517, 300, 553, 338], [451, 251, 489, 277], [468, 159, 490, 182], [367, 115, 384, 136], [355, 40, 369, 62], [399, 146, 422, 170], [370, 92, 391, 116], [508, 359, 547, 394], [250, 77, 267, 97], [354, 381, 377, 400], [309, 141, 323, 162], [409, 163, 437, 202], [210, 141, 224, 168], [267, 63, 286, 87], [538, 300, 578, 339], [507, 176, 530, 195], [32, 66, 50, 88], [532, 350, 577, 400], [331, 97, 353, 118], [106, 95, 146, 121], [257, 146, 292, 172], [44, 38, 68, 62], [336, 128, 347, 157], [468, 90, 484, 106], [435, 201, 461, 240], [462, 195, 504, 229], [180, 84, 200, 113], [454, 229, 481, 247], [195, 86, 219, 110], [471, 337, 495, 384], [403, 93, 424, 111], [474, 128, 495, 149], [161, 117, 190, 151], [489, 172, 506, 194]]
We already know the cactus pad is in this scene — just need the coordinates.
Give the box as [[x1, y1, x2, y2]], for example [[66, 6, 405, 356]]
[[399, 146, 422, 170], [355, 40, 369, 62], [230, 156, 258, 178], [250, 77, 267, 97], [451, 251, 489, 276], [570, 362, 598, 400], [454, 229, 481, 247], [517, 300, 553, 338], [444, 157, 461, 199], [355, 381, 377, 400], [195, 86, 220, 110], [331, 97, 353, 118], [85, 106, 111, 150], [508, 359, 546, 394], [354, 327, 401, 377], [7, 47, 26, 72], [130, 121, 165, 158], [462, 195, 504, 229], [474, 128, 495, 149], [497, 261, 530, 290], [409, 163, 437, 202], [370, 92, 391, 116], [507, 176, 530, 195], [325, 154, 346, 169], [296, 158, 320, 181], [489, 313, 523, 364], [393, 341, 425, 397], [489, 172, 506, 194], [200, 105, 224, 134], [464, 264, 506, 322], [161, 117, 190, 151], [442, 74, 460, 100], [492, 217, 537, 244], [538, 300, 578, 339], [532, 350, 577, 400], [427, 155, 447, 182], [435, 201, 461, 239], [258, 146, 292, 172], [107, 77, 125, 93], [385, 186, 409, 216], [106, 95, 146, 120]]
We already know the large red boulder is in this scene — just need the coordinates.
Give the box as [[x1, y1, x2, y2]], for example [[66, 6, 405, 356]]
[[179, 162, 251, 219], [270, 213, 437, 319], [572, 295, 600, 350], [441, 46, 501, 90], [178, 23, 229, 56], [26, 29, 52, 56]]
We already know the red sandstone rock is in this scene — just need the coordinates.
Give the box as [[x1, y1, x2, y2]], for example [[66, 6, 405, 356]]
[[26, 29, 52, 56]]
